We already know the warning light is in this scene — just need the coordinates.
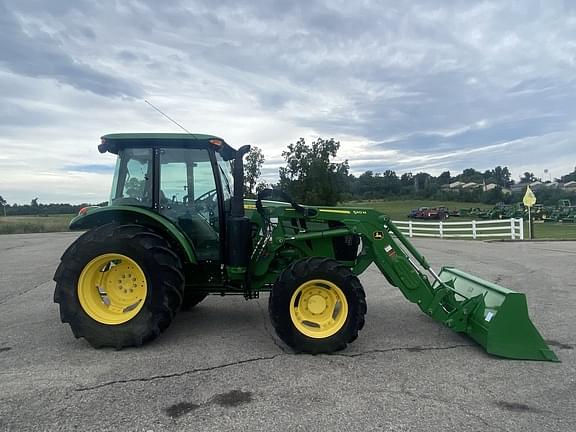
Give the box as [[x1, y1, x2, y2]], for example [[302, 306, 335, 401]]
[[209, 139, 223, 146]]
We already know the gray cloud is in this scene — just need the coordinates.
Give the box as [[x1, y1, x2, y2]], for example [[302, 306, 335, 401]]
[[64, 164, 115, 174], [1, 0, 576, 202], [0, 0, 141, 98]]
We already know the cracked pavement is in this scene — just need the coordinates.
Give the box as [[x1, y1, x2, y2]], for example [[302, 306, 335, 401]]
[[0, 232, 574, 431]]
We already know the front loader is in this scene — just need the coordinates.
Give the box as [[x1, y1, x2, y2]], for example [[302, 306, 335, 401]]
[[54, 133, 558, 361]]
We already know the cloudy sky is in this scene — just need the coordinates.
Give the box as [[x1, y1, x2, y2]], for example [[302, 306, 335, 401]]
[[1, 0, 575, 204]]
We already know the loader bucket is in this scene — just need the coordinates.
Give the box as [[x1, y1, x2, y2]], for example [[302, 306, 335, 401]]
[[434, 267, 559, 362]]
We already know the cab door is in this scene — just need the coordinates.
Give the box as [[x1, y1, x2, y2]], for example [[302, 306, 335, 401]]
[[158, 148, 222, 262]]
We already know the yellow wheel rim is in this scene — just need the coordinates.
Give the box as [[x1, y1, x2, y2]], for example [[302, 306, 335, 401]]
[[77, 253, 147, 325], [289, 279, 349, 339]]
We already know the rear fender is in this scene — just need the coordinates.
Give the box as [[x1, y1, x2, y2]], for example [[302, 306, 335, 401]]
[[69, 206, 197, 264]]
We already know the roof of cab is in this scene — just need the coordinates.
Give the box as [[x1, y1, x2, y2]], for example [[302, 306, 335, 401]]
[[99, 133, 235, 157], [102, 133, 223, 141]]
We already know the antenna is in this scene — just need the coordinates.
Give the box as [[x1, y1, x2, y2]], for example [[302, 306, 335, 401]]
[[144, 99, 193, 135]]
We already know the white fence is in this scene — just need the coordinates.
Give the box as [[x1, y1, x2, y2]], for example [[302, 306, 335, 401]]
[[393, 218, 524, 240]]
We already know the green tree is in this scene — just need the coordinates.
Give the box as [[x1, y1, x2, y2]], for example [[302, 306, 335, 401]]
[[520, 172, 540, 184], [0, 195, 7, 217], [493, 166, 512, 187], [255, 181, 269, 195], [30, 197, 40, 215], [414, 172, 431, 193], [457, 168, 484, 183], [349, 170, 400, 199], [482, 185, 505, 204], [438, 171, 451, 185], [244, 146, 265, 197], [278, 137, 349, 205], [381, 170, 401, 195], [400, 172, 413, 186], [355, 171, 378, 199]]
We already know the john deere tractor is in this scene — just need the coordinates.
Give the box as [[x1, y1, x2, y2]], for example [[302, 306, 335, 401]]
[[54, 133, 558, 361]]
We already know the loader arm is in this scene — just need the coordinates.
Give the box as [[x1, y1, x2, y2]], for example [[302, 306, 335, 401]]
[[250, 201, 558, 362]]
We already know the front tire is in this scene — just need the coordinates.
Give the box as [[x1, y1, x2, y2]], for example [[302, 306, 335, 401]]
[[53, 223, 184, 349], [269, 257, 367, 354]]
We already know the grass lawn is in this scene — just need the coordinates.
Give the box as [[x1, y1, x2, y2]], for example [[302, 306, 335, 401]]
[[529, 221, 576, 240], [342, 199, 576, 240], [0, 214, 74, 235]]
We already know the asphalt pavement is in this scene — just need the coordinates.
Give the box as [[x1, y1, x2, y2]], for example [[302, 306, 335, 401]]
[[0, 232, 574, 431]]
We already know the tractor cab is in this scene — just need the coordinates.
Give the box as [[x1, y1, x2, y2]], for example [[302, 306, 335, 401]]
[[98, 133, 250, 263]]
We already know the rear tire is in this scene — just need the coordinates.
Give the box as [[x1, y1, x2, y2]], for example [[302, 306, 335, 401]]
[[269, 257, 367, 354], [53, 223, 184, 349]]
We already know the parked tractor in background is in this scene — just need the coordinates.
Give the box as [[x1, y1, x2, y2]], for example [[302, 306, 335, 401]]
[[407, 207, 449, 220], [477, 203, 524, 220], [53, 133, 558, 362], [460, 207, 489, 218], [543, 200, 576, 223]]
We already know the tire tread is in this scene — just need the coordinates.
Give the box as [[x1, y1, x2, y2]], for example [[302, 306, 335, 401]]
[[53, 223, 184, 349]]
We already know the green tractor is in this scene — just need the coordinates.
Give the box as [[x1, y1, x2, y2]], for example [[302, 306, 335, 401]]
[[54, 133, 558, 361]]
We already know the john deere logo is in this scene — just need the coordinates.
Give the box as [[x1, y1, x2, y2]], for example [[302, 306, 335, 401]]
[[373, 231, 384, 240]]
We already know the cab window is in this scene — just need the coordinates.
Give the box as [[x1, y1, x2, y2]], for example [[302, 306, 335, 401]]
[[109, 148, 152, 206]]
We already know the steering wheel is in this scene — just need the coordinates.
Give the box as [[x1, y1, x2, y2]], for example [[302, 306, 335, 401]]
[[194, 189, 217, 204], [183, 189, 218, 209]]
